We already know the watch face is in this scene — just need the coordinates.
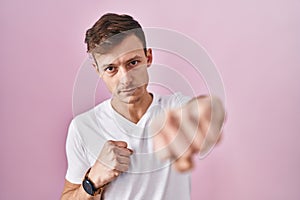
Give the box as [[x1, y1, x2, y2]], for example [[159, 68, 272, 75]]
[[83, 179, 94, 195]]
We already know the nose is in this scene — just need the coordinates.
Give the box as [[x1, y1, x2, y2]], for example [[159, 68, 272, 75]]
[[119, 66, 133, 87]]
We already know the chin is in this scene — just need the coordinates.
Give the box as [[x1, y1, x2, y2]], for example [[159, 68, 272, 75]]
[[122, 93, 144, 104], [120, 94, 141, 104]]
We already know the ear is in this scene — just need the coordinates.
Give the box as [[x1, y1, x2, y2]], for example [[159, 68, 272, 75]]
[[146, 48, 153, 67]]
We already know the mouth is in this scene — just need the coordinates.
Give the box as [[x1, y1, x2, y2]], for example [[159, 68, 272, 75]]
[[121, 88, 136, 92], [119, 88, 137, 94]]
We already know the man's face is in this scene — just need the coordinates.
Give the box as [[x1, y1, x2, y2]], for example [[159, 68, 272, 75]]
[[93, 34, 152, 104]]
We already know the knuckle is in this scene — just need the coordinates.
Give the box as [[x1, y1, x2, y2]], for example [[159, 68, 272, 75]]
[[115, 156, 121, 163], [112, 147, 119, 154]]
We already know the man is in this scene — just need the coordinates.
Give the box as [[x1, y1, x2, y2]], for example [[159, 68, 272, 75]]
[[61, 13, 225, 200]]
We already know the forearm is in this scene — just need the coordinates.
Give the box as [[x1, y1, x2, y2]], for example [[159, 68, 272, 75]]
[[62, 141, 132, 200], [61, 182, 102, 200]]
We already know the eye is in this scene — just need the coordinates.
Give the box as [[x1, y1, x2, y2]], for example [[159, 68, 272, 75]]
[[129, 60, 140, 67], [104, 66, 117, 74]]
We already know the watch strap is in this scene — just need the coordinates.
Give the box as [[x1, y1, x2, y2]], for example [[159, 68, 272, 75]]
[[83, 167, 107, 196]]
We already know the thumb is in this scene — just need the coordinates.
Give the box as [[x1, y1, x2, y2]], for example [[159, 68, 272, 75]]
[[174, 157, 194, 172], [113, 141, 128, 148]]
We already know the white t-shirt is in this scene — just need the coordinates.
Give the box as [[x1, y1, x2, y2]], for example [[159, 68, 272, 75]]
[[65, 92, 192, 200]]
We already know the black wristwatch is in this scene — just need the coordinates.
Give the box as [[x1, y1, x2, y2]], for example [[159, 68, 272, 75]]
[[82, 168, 106, 196]]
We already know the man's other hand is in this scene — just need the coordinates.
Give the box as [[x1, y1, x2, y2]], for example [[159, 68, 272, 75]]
[[151, 96, 225, 172]]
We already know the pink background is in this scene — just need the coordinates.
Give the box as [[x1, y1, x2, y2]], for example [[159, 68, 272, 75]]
[[1, 0, 300, 199]]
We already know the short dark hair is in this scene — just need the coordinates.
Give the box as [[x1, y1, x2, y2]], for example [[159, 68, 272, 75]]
[[84, 13, 147, 55]]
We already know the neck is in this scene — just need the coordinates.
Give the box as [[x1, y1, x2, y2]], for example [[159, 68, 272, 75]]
[[111, 92, 153, 124]]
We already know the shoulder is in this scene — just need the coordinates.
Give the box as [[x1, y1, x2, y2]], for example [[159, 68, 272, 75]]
[[72, 99, 111, 128], [66, 99, 110, 154], [67, 99, 111, 144]]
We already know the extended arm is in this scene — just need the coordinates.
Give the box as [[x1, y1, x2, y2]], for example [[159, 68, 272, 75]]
[[151, 95, 225, 171]]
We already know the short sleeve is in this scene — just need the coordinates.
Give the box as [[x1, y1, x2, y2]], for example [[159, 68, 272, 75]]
[[65, 120, 90, 184], [176, 92, 192, 106], [170, 92, 193, 108]]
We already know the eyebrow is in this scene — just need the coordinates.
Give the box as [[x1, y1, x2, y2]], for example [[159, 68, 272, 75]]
[[101, 55, 143, 69]]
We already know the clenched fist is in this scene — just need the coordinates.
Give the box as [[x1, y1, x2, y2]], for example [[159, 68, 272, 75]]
[[151, 95, 225, 172], [88, 140, 133, 188]]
